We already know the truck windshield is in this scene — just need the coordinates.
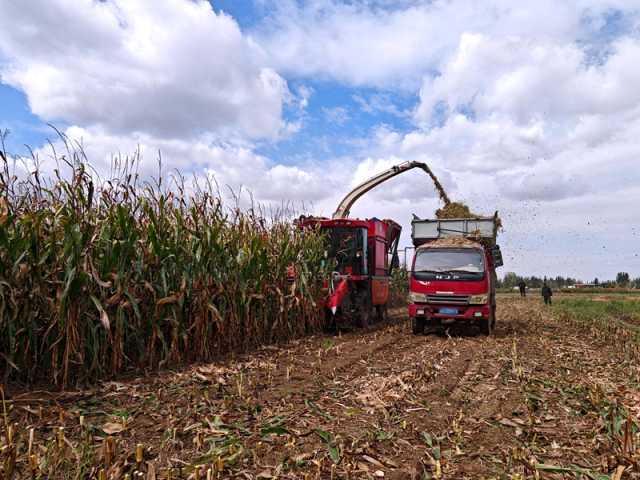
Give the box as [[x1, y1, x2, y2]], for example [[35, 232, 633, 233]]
[[413, 248, 484, 280]]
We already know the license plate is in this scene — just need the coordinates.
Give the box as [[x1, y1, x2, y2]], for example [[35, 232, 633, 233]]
[[439, 308, 459, 315]]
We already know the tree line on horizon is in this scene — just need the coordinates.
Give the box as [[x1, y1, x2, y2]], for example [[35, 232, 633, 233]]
[[498, 272, 640, 289]]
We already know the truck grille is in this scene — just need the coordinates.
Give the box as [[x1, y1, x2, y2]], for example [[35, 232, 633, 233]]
[[426, 294, 469, 305]]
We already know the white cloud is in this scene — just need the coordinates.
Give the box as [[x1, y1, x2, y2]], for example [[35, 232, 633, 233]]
[[353, 93, 408, 117], [380, 114, 549, 175], [0, 0, 288, 140], [29, 126, 336, 205], [329, 6, 640, 279], [255, 0, 639, 88], [415, 34, 640, 126], [403, 30, 640, 202], [292, 84, 314, 110], [322, 106, 350, 125]]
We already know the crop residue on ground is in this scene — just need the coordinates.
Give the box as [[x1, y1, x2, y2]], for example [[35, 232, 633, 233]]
[[2, 295, 639, 478]]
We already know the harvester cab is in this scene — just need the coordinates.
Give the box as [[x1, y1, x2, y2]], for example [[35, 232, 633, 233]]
[[327, 225, 366, 275]]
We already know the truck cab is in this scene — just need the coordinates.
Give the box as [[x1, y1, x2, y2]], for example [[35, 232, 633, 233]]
[[408, 215, 502, 335]]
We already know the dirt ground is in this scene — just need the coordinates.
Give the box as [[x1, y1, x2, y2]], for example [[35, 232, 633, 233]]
[[2, 296, 640, 479]]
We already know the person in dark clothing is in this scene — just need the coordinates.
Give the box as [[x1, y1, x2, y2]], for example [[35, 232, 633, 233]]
[[518, 280, 527, 297], [541, 283, 553, 305]]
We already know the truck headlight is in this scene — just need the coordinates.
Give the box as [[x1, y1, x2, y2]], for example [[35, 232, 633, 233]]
[[468, 294, 489, 305], [409, 292, 428, 303]]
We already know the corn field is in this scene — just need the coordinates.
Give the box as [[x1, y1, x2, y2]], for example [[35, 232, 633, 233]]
[[0, 138, 327, 387]]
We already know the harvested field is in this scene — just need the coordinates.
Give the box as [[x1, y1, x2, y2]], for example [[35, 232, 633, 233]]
[[2, 295, 640, 479]]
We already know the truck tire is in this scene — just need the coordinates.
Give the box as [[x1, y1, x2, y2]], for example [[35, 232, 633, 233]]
[[412, 317, 425, 335], [480, 317, 492, 336], [376, 305, 386, 322], [491, 295, 497, 328]]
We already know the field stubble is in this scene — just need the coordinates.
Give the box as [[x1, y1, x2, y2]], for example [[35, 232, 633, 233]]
[[1, 296, 639, 479]]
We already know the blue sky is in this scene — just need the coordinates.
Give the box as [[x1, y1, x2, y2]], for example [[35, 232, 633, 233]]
[[0, 85, 50, 154], [261, 81, 417, 164], [1, 0, 639, 280]]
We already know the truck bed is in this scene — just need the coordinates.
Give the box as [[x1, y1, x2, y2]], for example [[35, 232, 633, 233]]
[[412, 214, 499, 247]]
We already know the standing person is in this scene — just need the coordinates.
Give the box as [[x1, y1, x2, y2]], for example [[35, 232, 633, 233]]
[[518, 279, 527, 297], [541, 282, 553, 305]]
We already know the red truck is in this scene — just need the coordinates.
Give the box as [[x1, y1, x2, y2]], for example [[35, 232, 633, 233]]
[[408, 214, 503, 335]]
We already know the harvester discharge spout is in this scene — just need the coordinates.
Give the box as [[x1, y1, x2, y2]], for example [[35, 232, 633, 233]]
[[332, 160, 450, 220]]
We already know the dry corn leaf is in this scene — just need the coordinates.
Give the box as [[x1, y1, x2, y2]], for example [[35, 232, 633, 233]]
[[146, 463, 156, 480], [362, 455, 385, 468], [90, 295, 111, 331], [292, 453, 311, 463], [497, 418, 521, 428], [612, 465, 625, 480], [157, 294, 181, 306], [102, 422, 125, 434], [0, 196, 8, 224]]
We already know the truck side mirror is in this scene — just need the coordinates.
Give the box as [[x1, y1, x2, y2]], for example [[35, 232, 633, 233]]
[[491, 245, 503, 268], [391, 253, 400, 269]]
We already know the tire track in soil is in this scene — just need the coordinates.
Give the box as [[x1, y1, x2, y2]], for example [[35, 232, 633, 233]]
[[383, 334, 497, 479], [247, 309, 490, 478], [436, 302, 543, 479], [307, 305, 537, 479], [267, 313, 499, 478], [433, 299, 607, 479]]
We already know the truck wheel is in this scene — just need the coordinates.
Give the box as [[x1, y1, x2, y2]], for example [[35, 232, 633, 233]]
[[376, 305, 386, 322], [412, 317, 425, 335], [480, 317, 492, 336], [491, 297, 497, 327]]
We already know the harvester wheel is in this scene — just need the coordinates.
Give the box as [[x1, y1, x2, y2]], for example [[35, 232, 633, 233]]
[[358, 305, 371, 328], [325, 308, 337, 332], [412, 317, 425, 335]]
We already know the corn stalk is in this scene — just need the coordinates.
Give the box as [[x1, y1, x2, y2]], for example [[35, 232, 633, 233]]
[[0, 133, 327, 387]]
